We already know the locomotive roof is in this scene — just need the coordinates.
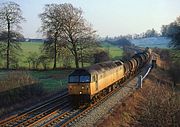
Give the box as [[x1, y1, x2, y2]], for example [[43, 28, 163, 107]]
[[69, 68, 91, 76], [69, 60, 123, 76]]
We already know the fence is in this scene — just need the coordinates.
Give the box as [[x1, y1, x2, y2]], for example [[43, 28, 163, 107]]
[[136, 66, 152, 89]]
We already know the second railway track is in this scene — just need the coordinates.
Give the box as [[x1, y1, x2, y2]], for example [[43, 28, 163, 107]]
[[0, 91, 69, 127]]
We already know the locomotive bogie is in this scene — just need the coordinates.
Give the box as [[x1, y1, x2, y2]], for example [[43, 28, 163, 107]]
[[69, 94, 91, 106]]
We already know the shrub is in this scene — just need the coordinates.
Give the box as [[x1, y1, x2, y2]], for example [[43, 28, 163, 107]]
[[134, 85, 180, 127]]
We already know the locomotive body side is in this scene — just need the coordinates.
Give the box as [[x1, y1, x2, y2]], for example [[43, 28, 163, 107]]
[[89, 64, 125, 97]]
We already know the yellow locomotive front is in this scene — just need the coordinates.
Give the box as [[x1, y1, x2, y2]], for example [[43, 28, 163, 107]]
[[68, 69, 92, 106]]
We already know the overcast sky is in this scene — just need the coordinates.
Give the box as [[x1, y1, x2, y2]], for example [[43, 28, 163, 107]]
[[1, 0, 180, 38]]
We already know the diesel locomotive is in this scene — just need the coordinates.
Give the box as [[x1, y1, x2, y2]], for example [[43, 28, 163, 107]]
[[68, 48, 151, 106]]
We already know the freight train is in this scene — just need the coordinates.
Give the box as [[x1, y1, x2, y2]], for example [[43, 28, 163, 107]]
[[68, 48, 151, 106]]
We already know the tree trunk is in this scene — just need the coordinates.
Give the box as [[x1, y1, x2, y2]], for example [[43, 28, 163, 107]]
[[53, 33, 58, 69], [80, 49, 84, 68], [74, 50, 79, 68], [71, 39, 79, 68], [44, 64, 47, 70], [28, 62, 30, 69], [81, 59, 84, 68], [53, 41, 57, 69], [7, 21, 10, 69]]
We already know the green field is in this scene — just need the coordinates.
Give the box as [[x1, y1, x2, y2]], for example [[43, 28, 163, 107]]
[[0, 42, 44, 68], [29, 69, 73, 91], [0, 42, 123, 91], [100, 42, 123, 60], [20, 41, 123, 67], [21, 42, 42, 54], [20, 42, 43, 67], [1, 41, 123, 68]]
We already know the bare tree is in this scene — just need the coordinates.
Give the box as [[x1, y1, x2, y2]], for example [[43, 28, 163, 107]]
[[0, 1, 25, 69], [38, 54, 51, 70], [56, 46, 73, 68], [78, 35, 99, 67], [60, 3, 97, 68], [39, 3, 98, 68], [0, 31, 24, 68], [161, 16, 180, 49], [25, 52, 39, 69], [39, 4, 64, 69]]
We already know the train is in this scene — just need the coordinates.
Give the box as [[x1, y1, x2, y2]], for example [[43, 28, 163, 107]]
[[68, 48, 151, 106]]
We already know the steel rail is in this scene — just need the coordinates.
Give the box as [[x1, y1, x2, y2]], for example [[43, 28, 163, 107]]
[[0, 91, 68, 126]]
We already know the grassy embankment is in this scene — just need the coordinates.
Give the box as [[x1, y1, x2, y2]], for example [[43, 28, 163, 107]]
[[0, 71, 44, 116], [96, 68, 180, 127], [169, 49, 180, 92], [169, 49, 180, 61]]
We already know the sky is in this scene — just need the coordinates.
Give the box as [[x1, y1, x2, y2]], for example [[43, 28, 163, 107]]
[[1, 0, 180, 38]]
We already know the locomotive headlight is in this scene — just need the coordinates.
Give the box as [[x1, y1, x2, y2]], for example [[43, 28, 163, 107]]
[[69, 86, 72, 90], [80, 91, 82, 94]]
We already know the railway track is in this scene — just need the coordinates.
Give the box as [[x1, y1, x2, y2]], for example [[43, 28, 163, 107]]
[[41, 108, 82, 127], [0, 84, 122, 127], [61, 88, 120, 127], [0, 91, 69, 127], [0, 65, 151, 127]]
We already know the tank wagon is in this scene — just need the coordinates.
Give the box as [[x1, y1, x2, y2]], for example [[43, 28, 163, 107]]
[[68, 48, 151, 106]]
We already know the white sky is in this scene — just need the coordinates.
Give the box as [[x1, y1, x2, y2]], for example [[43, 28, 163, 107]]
[[1, 0, 180, 38]]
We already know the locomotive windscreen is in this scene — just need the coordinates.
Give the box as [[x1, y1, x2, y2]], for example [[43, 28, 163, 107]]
[[69, 76, 79, 83], [68, 69, 91, 83], [68, 75, 90, 83], [80, 76, 90, 82]]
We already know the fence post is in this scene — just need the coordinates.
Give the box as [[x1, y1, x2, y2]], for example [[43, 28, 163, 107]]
[[136, 75, 142, 89]]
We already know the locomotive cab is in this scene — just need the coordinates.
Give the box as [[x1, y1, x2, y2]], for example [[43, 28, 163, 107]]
[[68, 69, 92, 106]]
